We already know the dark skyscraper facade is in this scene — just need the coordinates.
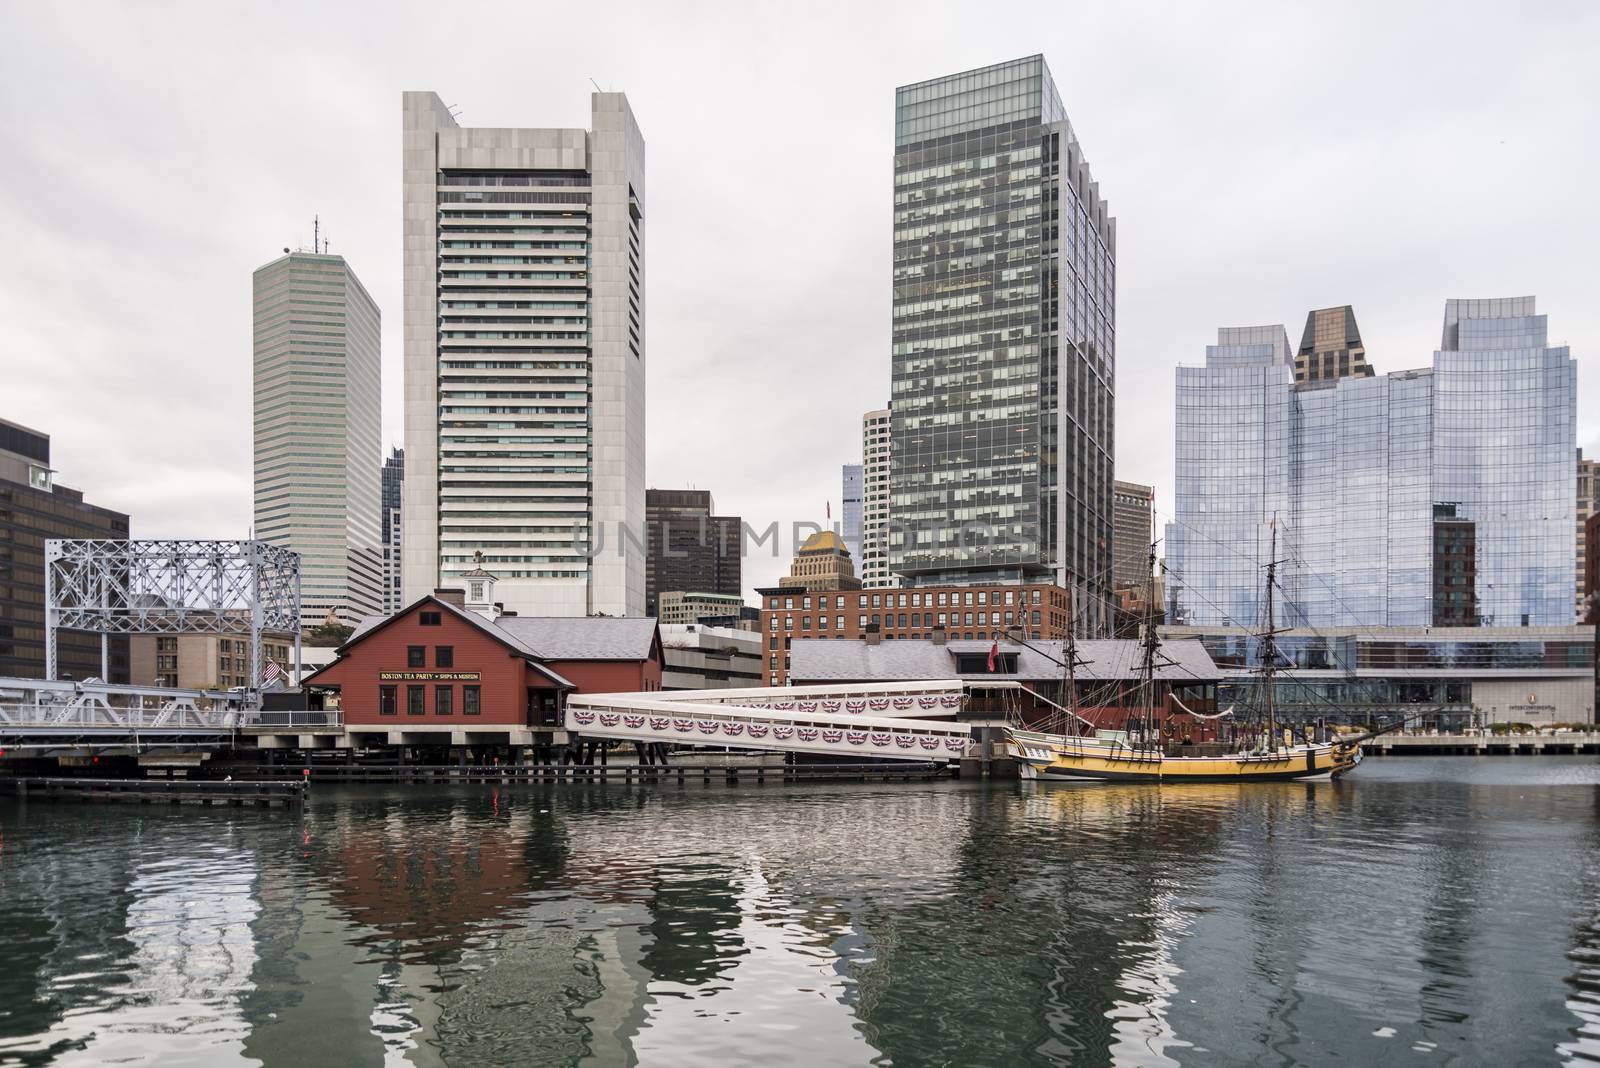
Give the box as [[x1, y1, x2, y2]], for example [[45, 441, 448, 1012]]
[[890, 55, 1115, 631], [381, 447, 404, 614], [0, 418, 130, 680], [644, 489, 742, 616]]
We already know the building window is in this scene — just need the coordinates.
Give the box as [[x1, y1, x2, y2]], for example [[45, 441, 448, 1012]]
[[803, 596, 812, 609], [784, 597, 794, 609], [420, 611, 442, 626], [407, 686, 425, 715], [407, 646, 425, 668], [836, 595, 845, 608], [470, 581, 485, 601], [859, 595, 867, 607], [859, 615, 868, 628], [784, 616, 793, 630], [836, 616, 844, 629], [435, 686, 453, 716], [463, 685, 481, 715], [380, 686, 397, 716], [977, 592, 988, 605], [436, 646, 454, 668], [1032, 590, 1041, 604], [801, 617, 811, 630]]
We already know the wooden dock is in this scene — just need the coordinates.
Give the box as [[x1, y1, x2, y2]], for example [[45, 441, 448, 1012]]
[[245, 761, 950, 786], [2, 777, 306, 808]]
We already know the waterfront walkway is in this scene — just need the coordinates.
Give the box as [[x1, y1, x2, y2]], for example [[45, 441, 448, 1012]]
[[1365, 732, 1600, 756]]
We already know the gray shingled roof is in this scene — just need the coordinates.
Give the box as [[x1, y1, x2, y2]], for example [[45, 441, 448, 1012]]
[[787, 638, 1220, 683], [494, 615, 660, 661], [348, 597, 544, 657], [346, 597, 657, 664]]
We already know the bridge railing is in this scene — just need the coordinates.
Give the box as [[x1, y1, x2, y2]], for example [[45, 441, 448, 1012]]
[[566, 693, 974, 761], [0, 701, 243, 731], [243, 710, 343, 730]]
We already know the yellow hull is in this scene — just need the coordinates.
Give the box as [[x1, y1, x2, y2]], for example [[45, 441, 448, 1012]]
[[1008, 728, 1361, 783]]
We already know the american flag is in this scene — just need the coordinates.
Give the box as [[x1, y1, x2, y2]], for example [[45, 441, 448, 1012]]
[[262, 659, 282, 684]]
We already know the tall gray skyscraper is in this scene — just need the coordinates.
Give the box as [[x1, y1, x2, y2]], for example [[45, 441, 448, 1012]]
[[402, 91, 646, 618], [1166, 297, 1577, 629], [252, 251, 383, 627], [840, 463, 863, 567], [890, 56, 1115, 630]]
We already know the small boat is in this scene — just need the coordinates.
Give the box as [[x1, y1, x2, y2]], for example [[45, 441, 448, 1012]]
[[1005, 526, 1368, 784]]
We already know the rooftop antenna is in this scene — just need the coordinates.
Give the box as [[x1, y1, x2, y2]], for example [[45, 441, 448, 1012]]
[[589, 77, 604, 93], [313, 215, 319, 254]]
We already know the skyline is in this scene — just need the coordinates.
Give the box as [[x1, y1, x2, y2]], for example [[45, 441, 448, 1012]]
[[3, 2, 1598, 605]]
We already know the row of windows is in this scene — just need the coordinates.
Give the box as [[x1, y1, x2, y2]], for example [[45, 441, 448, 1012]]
[[379, 684, 482, 716], [767, 588, 1045, 611], [769, 610, 1043, 631], [406, 644, 452, 667]]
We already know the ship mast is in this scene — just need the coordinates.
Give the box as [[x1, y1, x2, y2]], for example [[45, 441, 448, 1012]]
[[1063, 569, 1079, 735], [1261, 521, 1280, 752], [1138, 540, 1161, 748]]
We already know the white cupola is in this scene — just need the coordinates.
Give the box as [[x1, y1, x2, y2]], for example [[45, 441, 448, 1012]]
[[459, 550, 498, 618]]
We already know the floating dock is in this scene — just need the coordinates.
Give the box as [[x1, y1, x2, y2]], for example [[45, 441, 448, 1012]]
[[1, 777, 306, 807]]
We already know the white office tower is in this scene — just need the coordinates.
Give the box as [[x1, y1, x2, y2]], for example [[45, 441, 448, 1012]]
[[861, 407, 892, 588], [252, 251, 384, 627], [402, 91, 647, 617]]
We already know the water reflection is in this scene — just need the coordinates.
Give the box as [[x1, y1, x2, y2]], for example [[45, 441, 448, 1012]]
[[0, 762, 1597, 1065]]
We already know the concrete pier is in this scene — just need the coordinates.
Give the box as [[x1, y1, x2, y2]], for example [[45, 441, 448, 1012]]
[[1365, 732, 1600, 756]]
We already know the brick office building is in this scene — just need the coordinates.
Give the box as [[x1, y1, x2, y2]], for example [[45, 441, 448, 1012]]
[[758, 581, 1073, 685], [301, 584, 661, 752]]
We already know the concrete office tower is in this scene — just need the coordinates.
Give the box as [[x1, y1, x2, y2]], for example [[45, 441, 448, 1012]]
[[402, 91, 646, 618], [1112, 480, 1152, 590], [1578, 448, 1597, 620], [1295, 305, 1374, 387], [1166, 297, 1577, 629], [252, 251, 383, 627], [891, 56, 1115, 631], [861, 408, 892, 589], [644, 489, 740, 616], [0, 418, 130, 680], [841, 463, 863, 567], [382, 447, 405, 614]]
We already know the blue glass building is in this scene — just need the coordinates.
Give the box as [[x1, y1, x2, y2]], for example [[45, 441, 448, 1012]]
[[1167, 297, 1577, 629]]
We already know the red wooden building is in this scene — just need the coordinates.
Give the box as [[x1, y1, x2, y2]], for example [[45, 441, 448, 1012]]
[[301, 591, 661, 754]]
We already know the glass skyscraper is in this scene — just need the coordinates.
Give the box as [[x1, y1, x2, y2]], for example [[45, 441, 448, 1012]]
[[1166, 297, 1577, 629], [890, 55, 1115, 629]]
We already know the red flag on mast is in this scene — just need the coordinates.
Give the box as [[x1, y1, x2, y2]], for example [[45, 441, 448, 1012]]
[[987, 640, 999, 672]]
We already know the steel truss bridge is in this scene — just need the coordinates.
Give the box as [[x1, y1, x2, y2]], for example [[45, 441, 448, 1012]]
[[0, 677, 263, 752], [565, 681, 982, 762]]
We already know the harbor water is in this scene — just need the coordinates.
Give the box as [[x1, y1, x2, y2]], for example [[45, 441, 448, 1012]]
[[2, 757, 1599, 1066]]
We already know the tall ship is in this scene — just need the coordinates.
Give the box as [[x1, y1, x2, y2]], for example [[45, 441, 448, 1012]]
[[1005, 529, 1368, 783]]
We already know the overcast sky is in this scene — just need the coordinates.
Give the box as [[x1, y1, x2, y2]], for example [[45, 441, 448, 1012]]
[[2, 1, 1596, 601]]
